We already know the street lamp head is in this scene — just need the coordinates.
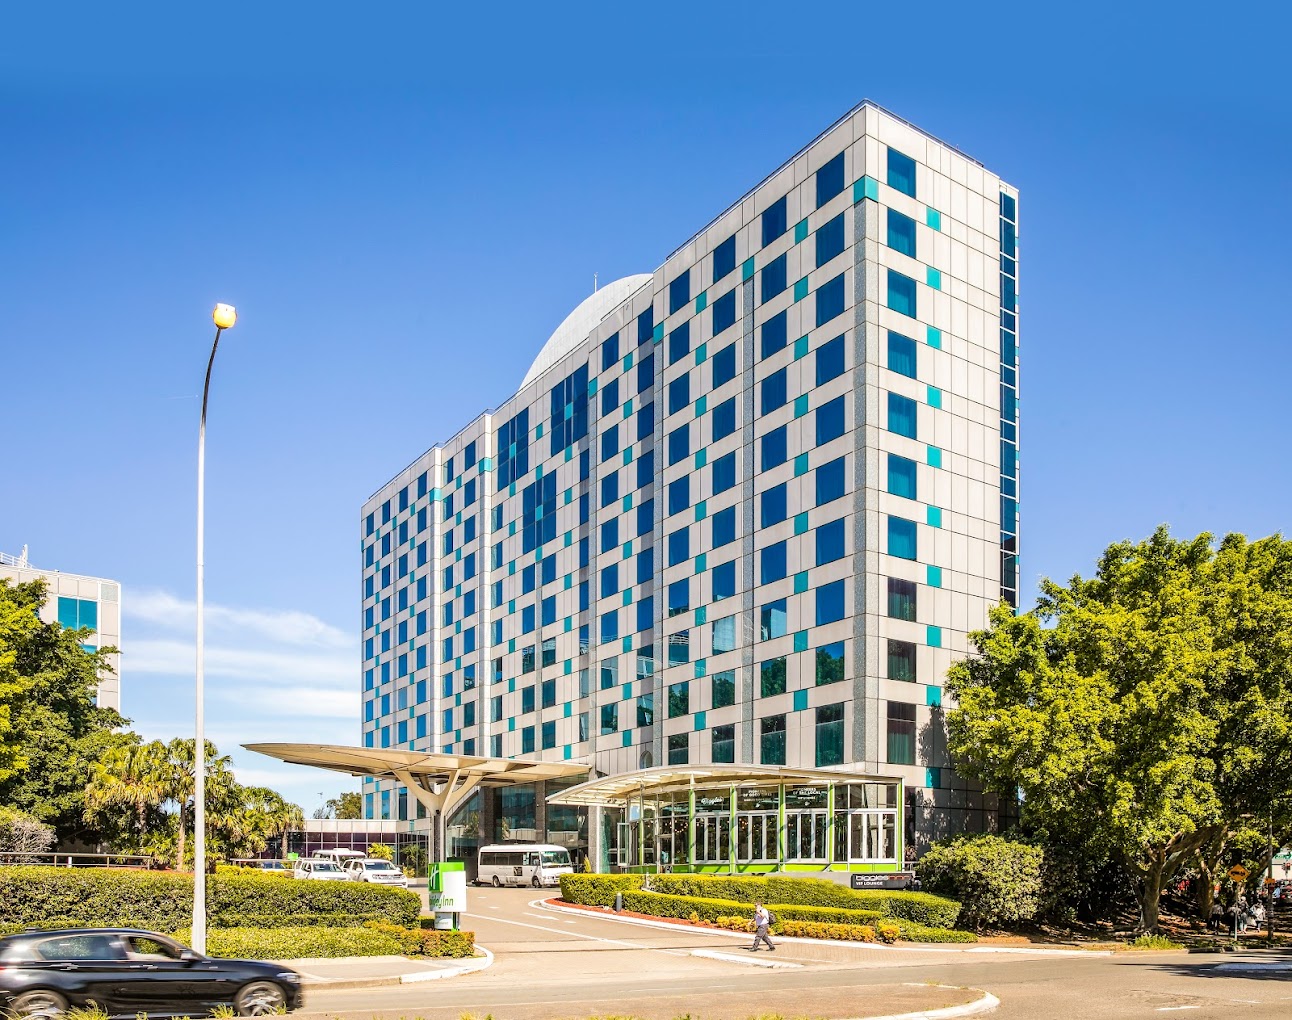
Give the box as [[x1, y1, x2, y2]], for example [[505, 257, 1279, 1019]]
[[212, 303, 237, 330]]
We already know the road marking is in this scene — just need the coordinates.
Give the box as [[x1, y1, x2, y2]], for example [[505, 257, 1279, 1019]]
[[691, 949, 802, 969], [1156, 1008, 1201, 1012], [464, 911, 688, 955], [525, 911, 575, 923]]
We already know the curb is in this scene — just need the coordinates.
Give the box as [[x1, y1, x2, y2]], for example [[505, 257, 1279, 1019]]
[[294, 946, 494, 989], [846, 986, 1000, 1020]]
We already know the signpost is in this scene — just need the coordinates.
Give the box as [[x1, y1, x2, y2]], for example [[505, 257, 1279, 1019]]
[[1228, 864, 1249, 884], [428, 861, 467, 930]]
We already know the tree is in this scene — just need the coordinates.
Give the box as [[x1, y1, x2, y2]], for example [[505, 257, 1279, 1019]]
[[0, 806, 56, 861], [946, 528, 1292, 932], [314, 792, 362, 820], [240, 787, 304, 860]]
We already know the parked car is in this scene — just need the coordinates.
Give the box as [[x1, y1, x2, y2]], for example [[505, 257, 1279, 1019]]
[[292, 858, 349, 881], [342, 857, 409, 887], [0, 927, 302, 1017], [256, 859, 288, 873]]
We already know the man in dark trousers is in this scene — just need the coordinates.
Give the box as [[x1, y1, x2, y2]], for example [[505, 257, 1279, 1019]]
[[750, 900, 775, 952]]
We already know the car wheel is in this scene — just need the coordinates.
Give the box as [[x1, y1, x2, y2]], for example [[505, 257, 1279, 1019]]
[[234, 980, 287, 1016], [491, 875, 501, 887], [532, 875, 541, 888], [10, 989, 69, 1017]]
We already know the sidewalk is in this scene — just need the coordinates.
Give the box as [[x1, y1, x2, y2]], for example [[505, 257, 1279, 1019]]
[[278, 949, 492, 989]]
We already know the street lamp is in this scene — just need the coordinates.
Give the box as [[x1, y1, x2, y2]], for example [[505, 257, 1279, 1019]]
[[194, 302, 236, 954]]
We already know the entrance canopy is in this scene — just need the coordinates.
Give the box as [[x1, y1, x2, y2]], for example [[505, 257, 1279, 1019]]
[[546, 764, 902, 807]]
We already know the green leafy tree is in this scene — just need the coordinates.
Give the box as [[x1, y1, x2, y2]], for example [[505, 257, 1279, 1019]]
[[946, 528, 1292, 932], [314, 792, 363, 820], [917, 835, 1044, 931]]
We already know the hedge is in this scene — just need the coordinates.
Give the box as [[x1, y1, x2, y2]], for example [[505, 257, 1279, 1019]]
[[0, 868, 420, 930], [173, 924, 475, 960], [621, 890, 884, 928], [557, 873, 644, 906], [917, 835, 1044, 931]]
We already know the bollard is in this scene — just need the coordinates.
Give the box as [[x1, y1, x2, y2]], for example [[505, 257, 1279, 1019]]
[[614, 892, 623, 912]]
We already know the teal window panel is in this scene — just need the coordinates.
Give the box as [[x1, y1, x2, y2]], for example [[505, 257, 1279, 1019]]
[[694, 711, 707, 731], [695, 659, 706, 678], [927, 506, 943, 528], [853, 176, 879, 202], [927, 208, 942, 231], [564, 745, 572, 760], [623, 398, 633, 419], [696, 342, 708, 364], [793, 512, 809, 535], [565, 659, 573, 673], [794, 335, 809, 359], [926, 325, 942, 348], [622, 590, 632, 606], [794, 453, 810, 476], [564, 531, 573, 547], [794, 218, 809, 243], [455, 549, 462, 562], [509, 482, 517, 497], [623, 351, 634, 371], [695, 606, 707, 625], [794, 394, 809, 418], [926, 564, 943, 588], [622, 730, 632, 747], [926, 765, 941, 788], [927, 446, 943, 468], [926, 686, 942, 708], [564, 701, 572, 718], [622, 635, 633, 652], [927, 386, 942, 408], [57, 597, 79, 629], [565, 574, 573, 589], [509, 520, 517, 536], [564, 617, 572, 632], [695, 291, 708, 313], [741, 257, 755, 281], [695, 395, 707, 416], [623, 541, 633, 558], [565, 447, 573, 463], [430, 487, 443, 500], [793, 631, 808, 653], [535, 422, 544, 438], [622, 495, 633, 513], [794, 571, 809, 594], [508, 599, 516, 613], [622, 682, 632, 701], [695, 449, 707, 469], [793, 689, 808, 712], [623, 448, 633, 465], [793, 277, 810, 302], [694, 553, 707, 573], [927, 267, 942, 290], [508, 718, 516, 731], [565, 487, 573, 504], [927, 625, 943, 648], [588, 378, 598, 396], [653, 323, 664, 343], [508, 639, 516, 654], [694, 500, 707, 521]]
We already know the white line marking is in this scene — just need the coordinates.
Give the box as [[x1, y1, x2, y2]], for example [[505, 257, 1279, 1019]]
[[463, 911, 688, 955], [1156, 1007, 1202, 1012], [692, 948, 802, 969]]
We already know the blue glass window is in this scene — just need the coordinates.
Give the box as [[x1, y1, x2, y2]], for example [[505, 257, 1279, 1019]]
[[761, 541, 788, 583], [888, 148, 916, 198], [668, 476, 691, 516], [601, 517, 619, 553], [602, 333, 620, 371], [637, 305, 655, 345], [541, 595, 556, 626], [887, 270, 917, 318], [761, 425, 788, 469], [887, 516, 918, 560], [761, 310, 788, 359], [522, 604, 535, 633], [668, 579, 690, 617], [1001, 440, 1017, 479], [601, 471, 619, 508], [637, 400, 655, 441], [888, 209, 916, 258], [637, 497, 654, 537], [815, 273, 845, 327], [669, 373, 690, 415], [761, 367, 788, 414], [637, 351, 655, 393], [668, 424, 690, 466], [762, 196, 787, 246], [713, 234, 736, 282], [713, 451, 737, 494], [542, 719, 557, 750], [601, 564, 620, 599], [637, 595, 654, 633], [816, 580, 846, 625], [601, 424, 620, 462], [888, 332, 917, 378], [601, 377, 620, 417], [816, 153, 845, 208], [713, 506, 736, 548], [521, 472, 557, 553], [888, 454, 917, 499], [713, 396, 737, 440], [761, 254, 787, 303], [816, 213, 845, 267], [601, 610, 619, 644], [816, 334, 845, 385], [712, 290, 736, 335], [669, 269, 690, 315], [713, 560, 736, 600], [637, 546, 655, 584], [668, 526, 690, 566], [816, 395, 846, 444], [712, 342, 737, 388], [637, 448, 655, 489], [816, 518, 846, 565], [1001, 218, 1017, 259], [1001, 193, 1017, 222], [761, 483, 788, 526], [669, 321, 690, 365], [497, 408, 530, 490], [887, 393, 917, 439]]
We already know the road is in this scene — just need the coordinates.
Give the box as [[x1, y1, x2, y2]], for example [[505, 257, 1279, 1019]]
[[303, 886, 1292, 1019]]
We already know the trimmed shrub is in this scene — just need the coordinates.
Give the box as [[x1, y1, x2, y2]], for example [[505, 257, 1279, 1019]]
[[0, 867, 419, 931], [186, 924, 475, 960], [916, 835, 1043, 931], [558, 873, 643, 906]]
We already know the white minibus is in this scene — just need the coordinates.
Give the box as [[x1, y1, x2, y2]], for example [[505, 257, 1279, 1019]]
[[476, 843, 573, 888]]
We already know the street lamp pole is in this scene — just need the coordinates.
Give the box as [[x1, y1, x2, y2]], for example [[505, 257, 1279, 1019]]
[[194, 302, 236, 955]]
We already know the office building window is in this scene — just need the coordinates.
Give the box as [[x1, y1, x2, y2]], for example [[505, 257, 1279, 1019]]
[[759, 599, 787, 641], [887, 270, 917, 318], [637, 693, 654, 727], [887, 639, 917, 682], [601, 424, 620, 462], [761, 310, 788, 359], [712, 341, 737, 387], [602, 377, 621, 417], [669, 373, 690, 415], [668, 579, 690, 618], [816, 334, 845, 385], [713, 396, 737, 440], [668, 630, 690, 665], [713, 451, 737, 494], [713, 234, 736, 282], [887, 577, 917, 621], [761, 714, 787, 765], [816, 213, 845, 267], [761, 367, 787, 415], [761, 483, 788, 527], [669, 321, 690, 365], [760, 541, 787, 584], [713, 291, 736, 336], [601, 703, 619, 735], [637, 351, 655, 393], [712, 670, 736, 709], [816, 580, 845, 625], [668, 476, 691, 516], [888, 517, 918, 561], [815, 703, 845, 766], [888, 148, 916, 198], [762, 196, 787, 246], [713, 560, 736, 601], [816, 396, 846, 444], [887, 702, 917, 764], [712, 506, 736, 548], [602, 333, 620, 371], [669, 269, 690, 315], [888, 454, 917, 499], [816, 456, 846, 505], [668, 681, 690, 718], [761, 425, 788, 469], [713, 724, 736, 763], [760, 657, 787, 697], [668, 733, 689, 765], [816, 641, 845, 686], [668, 526, 690, 566], [668, 424, 690, 465], [761, 254, 788, 302], [816, 518, 846, 565], [815, 273, 845, 327], [712, 615, 737, 653], [887, 209, 916, 258], [887, 393, 917, 439]]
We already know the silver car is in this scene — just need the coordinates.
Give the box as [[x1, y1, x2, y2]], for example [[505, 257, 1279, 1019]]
[[342, 858, 409, 887], [293, 859, 349, 882]]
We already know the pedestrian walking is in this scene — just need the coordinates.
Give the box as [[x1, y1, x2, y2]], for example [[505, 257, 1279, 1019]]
[[1208, 901, 1223, 933], [749, 900, 776, 952]]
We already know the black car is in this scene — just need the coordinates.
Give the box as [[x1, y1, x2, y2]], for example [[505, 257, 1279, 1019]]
[[0, 928, 303, 1017]]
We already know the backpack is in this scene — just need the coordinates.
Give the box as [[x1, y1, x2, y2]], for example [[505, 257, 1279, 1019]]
[[766, 910, 777, 926]]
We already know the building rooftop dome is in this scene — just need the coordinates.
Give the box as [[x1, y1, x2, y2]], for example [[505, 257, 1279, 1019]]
[[520, 275, 653, 388]]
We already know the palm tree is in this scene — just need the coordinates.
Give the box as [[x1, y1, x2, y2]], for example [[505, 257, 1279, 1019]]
[[84, 740, 167, 849], [239, 788, 304, 861]]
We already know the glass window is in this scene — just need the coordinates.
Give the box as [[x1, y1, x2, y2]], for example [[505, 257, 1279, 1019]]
[[669, 373, 690, 415], [816, 212, 845, 267], [601, 657, 618, 690], [887, 701, 916, 764], [761, 310, 788, 359], [601, 564, 620, 600], [761, 367, 788, 415], [668, 476, 691, 516], [601, 377, 621, 417], [815, 703, 845, 766], [712, 615, 736, 653], [637, 351, 655, 393], [637, 498, 654, 538], [887, 393, 917, 439], [887, 270, 917, 318], [712, 670, 736, 709], [713, 234, 737, 282], [816, 518, 846, 565], [887, 209, 916, 258], [713, 396, 737, 441], [601, 471, 620, 508], [760, 541, 787, 583], [887, 639, 916, 682], [888, 516, 918, 561], [668, 681, 690, 718], [713, 342, 736, 387], [817, 456, 846, 505], [601, 424, 620, 462], [668, 579, 690, 618], [888, 332, 916, 379], [760, 658, 787, 698], [762, 196, 787, 247], [600, 610, 619, 644], [713, 723, 736, 763], [816, 395, 846, 445], [713, 451, 737, 494], [601, 517, 619, 553], [713, 506, 737, 548], [636, 594, 654, 633], [637, 400, 655, 441], [668, 425, 690, 465], [815, 273, 845, 327], [816, 579, 845, 625], [816, 152, 845, 207], [760, 483, 788, 527], [888, 148, 916, 198], [761, 253, 788, 303], [522, 685, 536, 714], [887, 578, 917, 621], [636, 547, 654, 588], [816, 641, 845, 686], [637, 448, 655, 489], [713, 560, 736, 601], [761, 425, 788, 469], [542, 719, 557, 750], [668, 630, 690, 665], [667, 732, 688, 765], [760, 714, 786, 765], [669, 269, 690, 315], [888, 454, 917, 499], [602, 333, 620, 372], [601, 703, 619, 735], [713, 290, 736, 336], [669, 321, 690, 366], [816, 334, 845, 386], [759, 599, 787, 640], [1001, 193, 1017, 223], [668, 526, 690, 566], [637, 693, 654, 727]]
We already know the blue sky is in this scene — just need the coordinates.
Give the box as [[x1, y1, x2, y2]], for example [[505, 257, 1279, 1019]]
[[2, 2, 1288, 811]]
